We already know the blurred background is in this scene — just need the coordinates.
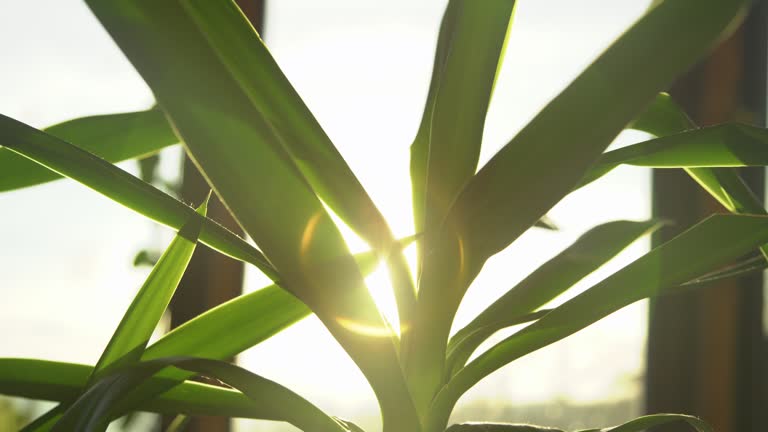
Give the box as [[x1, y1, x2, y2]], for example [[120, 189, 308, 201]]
[[0, 1, 765, 431]]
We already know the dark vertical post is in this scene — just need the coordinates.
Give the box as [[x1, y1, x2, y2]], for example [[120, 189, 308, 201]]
[[736, 3, 768, 431], [645, 3, 767, 432], [164, 2, 266, 432]]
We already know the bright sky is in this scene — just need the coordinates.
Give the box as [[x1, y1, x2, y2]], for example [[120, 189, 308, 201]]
[[0, 1, 655, 431]]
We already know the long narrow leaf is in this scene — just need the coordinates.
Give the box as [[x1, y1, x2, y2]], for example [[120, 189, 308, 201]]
[[429, 214, 768, 428], [84, 3, 418, 428], [445, 310, 550, 380], [581, 93, 767, 218], [582, 93, 768, 257], [144, 236, 403, 361], [0, 114, 278, 279], [90, 196, 208, 382], [55, 357, 346, 432], [97, 241, 410, 421], [446, 423, 564, 432], [579, 123, 768, 186], [0, 358, 285, 421], [408, 0, 749, 400], [410, 0, 515, 262], [180, 0, 416, 341], [146, 285, 306, 361], [576, 413, 711, 432], [447, 219, 662, 374], [0, 108, 177, 192], [20, 406, 64, 432]]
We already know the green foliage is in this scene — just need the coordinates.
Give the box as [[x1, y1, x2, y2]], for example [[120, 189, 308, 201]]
[[0, 1, 763, 432]]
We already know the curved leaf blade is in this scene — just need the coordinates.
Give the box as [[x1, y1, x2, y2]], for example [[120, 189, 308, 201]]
[[0, 108, 177, 192], [580, 123, 768, 186], [90, 196, 208, 382], [0, 358, 283, 421], [575, 413, 712, 432], [180, 0, 416, 340], [0, 114, 278, 279], [446, 423, 564, 432], [55, 357, 346, 432], [103, 241, 411, 419], [83, 2, 418, 428], [582, 93, 767, 217], [144, 241, 393, 361], [584, 93, 768, 258], [409, 0, 749, 401], [445, 219, 661, 376], [410, 0, 516, 253], [445, 309, 550, 379], [20, 406, 64, 432], [431, 214, 768, 424]]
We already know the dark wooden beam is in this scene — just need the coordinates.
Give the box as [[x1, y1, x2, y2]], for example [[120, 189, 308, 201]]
[[645, 3, 767, 431]]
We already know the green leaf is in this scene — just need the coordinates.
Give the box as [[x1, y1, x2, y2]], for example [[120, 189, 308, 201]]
[[681, 254, 767, 287], [429, 214, 768, 428], [145, 284, 306, 361], [20, 406, 64, 432], [89, 196, 208, 382], [575, 413, 712, 432], [442, 240, 766, 384], [409, 0, 516, 257], [179, 0, 416, 329], [0, 114, 278, 280], [0, 108, 177, 192], [0, 358, 287, 421], [164, 415, 190, 432], [579, 123, 768, 187], [407, 0, 749, 404], [55, 357, 346, 432], [446, 423, 564, 432], [447, 219, 662, 375], [627, 92, 694, 137], [84, 2, 418, 428], [15, 230, 386, 431], [582, 93, 766, 219], [585, 92, 768, 258], [98, 241, 410, 421], [445, 310, 550, 380], [405, 0, 517, 410], [145, 235, 411, 362]]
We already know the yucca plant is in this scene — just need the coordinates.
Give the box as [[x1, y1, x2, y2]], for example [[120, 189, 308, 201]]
[[1, 0, 768, 431]]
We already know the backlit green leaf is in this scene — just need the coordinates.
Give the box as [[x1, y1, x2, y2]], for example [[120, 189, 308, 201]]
[[445, 310, 550, 380], [102, 241, 412, 421], [446, 423, 564, 432], [410, 0, 516, 261], [575, 413, 711, 432], [0, 358, 283, 421], [55, 357, 346, 432], [407, 0, 749, 404], [0, 114, 278, 279], [90, 196, 208, 382], [84, 2, 418, 428], [583, 92, 768, 259], [180, 0, 416, 329], [19, 406, 63, 432], [580, 123, 768, 186], [0, 108, 177, 192], [430, 214, 768, 427], [445, 220, 660, 376]]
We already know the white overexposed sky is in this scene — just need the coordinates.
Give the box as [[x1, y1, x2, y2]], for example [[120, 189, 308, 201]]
[[0, 1, 658, 431]]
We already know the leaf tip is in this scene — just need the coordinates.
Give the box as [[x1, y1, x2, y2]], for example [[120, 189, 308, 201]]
[[196, 190, 213, 216]]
